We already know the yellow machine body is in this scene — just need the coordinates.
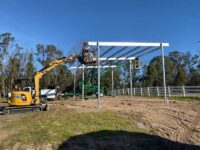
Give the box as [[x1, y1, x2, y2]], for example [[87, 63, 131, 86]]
[[9, 91, 32, 106]]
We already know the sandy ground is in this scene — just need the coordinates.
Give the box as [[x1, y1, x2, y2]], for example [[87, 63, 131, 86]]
[[51, 96, 200, 146]]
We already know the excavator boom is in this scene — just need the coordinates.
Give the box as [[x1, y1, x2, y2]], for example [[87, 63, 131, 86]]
[[33, 54, 80, 104]]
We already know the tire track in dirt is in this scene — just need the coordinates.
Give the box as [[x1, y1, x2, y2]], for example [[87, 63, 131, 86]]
[[93, 96, 200, 146]]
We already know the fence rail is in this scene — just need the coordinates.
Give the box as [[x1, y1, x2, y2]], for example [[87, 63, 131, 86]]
[[112, 86, 200, 97]]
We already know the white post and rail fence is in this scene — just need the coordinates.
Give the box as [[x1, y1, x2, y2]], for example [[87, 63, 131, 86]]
[[111, 86, 200, 97]]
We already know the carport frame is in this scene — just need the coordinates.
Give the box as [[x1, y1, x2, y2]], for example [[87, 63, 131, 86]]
[[87, 42, 169, 107]]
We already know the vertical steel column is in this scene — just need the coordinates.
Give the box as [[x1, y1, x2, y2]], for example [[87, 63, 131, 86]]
[[82, 64, 85, 101], [73, 69, 76, 100], [97, 42, 100, 107], [129, 60, 133, 97], [161, 43, 167, 103], [111, 68, 114, 96]]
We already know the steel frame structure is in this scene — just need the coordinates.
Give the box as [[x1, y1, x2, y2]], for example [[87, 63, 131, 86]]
[[70, 65, 117, 100], [73, 41, 169, 107]]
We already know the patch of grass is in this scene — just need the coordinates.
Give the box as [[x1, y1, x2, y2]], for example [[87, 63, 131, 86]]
[[0, 143, 5, 150], [169, 96, 200, 102], [135, 95, 200, 103], [0, 110, 147, 147], [0, 97, 7, 102]]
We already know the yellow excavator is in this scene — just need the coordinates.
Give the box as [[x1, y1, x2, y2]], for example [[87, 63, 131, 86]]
[[0, 43, 96, 114]]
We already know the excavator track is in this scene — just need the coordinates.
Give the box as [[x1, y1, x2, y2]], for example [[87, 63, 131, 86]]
[[0, 104, 47, 115]]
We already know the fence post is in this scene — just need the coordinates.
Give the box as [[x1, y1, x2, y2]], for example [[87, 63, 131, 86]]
[[127, 88, 129, 95], [182, 86, 186, 97], [133, 88, 135, 95], [168, 86, 171, 97], [157, 87, 160, 96], [140, 87, 143, 95], [122, 88, 124, 95], [147, 87, 150, 96], [118, 89, 120, 95]]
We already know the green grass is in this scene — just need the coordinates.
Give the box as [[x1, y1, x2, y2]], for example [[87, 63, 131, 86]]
[[0, 110, 148, 148], [134, 95, 200, 103], [0, 143, 5, 150], [169, 96, 200, 102]]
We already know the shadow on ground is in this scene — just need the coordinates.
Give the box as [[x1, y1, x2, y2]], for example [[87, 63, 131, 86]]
[[58, 130, 200, 150]]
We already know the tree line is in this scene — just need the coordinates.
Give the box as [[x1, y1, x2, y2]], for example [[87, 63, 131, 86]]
[[0, 32, 200, 97], [0, 33, 74, 97], [141, 51, 200, 87]]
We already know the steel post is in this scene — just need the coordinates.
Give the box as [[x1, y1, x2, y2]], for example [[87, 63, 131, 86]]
[[161, 43, 167, 102], [82, 64, 85, 100], [130, 60, 133, 97], [112, 68, 114, 96], [97, 42, 100, 107], [74, 70, 76, 100]]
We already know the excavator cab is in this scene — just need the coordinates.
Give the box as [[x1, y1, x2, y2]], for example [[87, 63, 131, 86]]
[[8, 79, 33, 106], [14, 79, 33, 92]]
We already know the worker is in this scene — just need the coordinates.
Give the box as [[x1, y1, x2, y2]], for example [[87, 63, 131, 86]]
[[82, 42, 97, 63], [14, 85, 20, 91], [56, 86, 61, 99], [82, 42, 90, 63]]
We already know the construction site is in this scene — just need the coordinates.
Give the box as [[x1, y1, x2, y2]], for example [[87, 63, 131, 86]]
[[0, 41, 199, 150], [1, 0, 200, 150]]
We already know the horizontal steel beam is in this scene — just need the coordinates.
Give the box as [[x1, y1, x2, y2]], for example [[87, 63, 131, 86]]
[[106, 46, 128, 58], [100, 46, 115, 57], [70, 65, 117, 69], [136, 47, 161, 58], [127, 47, 152, 58], [100, 47, 128, 64], [88, 42, 169, 47], [118, 46, 140, 58], [99, 57, 135, 61]]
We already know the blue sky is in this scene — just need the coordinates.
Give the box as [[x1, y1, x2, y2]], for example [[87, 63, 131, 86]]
[[0, 0, 200, 62]]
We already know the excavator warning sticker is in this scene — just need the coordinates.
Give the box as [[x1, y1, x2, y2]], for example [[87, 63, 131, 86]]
[[16, 95, 20, 98]]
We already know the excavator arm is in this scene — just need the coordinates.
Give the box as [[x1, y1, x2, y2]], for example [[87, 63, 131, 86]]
[[33, 44, 97, 105], [33, 54, 80, 104]]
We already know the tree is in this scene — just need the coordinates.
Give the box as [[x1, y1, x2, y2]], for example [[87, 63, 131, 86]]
[[146, 64, 159, 86], [174, 67, 186, 86], [35, 44, 73, 91], [187, 71, 200, 86], [5, 44, 24, 91], [56, 65, 73, 92], [142, 56, 175, 86], [0, 33, 15, 57], [25, 52, 35, 79], [101, 68, 121, 95], [0, 33, 15, 96], [183, 52, 199, 73]]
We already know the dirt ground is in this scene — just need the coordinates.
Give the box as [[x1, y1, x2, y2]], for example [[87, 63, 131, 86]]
[[53, 96, 200, 146], [0, 96, 200, 149]]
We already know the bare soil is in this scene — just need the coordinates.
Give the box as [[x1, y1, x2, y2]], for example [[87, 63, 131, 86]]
[[53, 96, 200, 146]]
